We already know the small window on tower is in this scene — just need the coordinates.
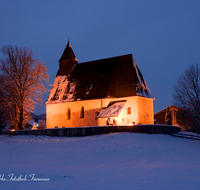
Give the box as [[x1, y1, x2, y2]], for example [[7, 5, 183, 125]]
[[127, 107, 131, 114], [80, 107, 84, 118]]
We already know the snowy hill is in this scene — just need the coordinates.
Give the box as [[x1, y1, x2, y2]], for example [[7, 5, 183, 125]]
[[31, 113, 46, 120], [0, 133, 200, 190]]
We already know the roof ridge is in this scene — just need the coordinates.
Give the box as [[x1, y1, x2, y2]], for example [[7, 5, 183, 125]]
[[77, 54, 132, 65]]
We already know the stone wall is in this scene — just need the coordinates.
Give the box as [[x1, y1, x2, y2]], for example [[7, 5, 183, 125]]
[[46, 96, 154, 128], [137, 96, 154, 124], [46, 99, 102, 128], [9, 124, 181, 137]]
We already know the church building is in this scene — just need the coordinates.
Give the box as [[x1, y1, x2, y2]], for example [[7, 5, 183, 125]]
[[46, 41, 154, 128]]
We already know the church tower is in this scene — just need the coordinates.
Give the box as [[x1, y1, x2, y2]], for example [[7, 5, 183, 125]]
[[59, 40, 78, 75]]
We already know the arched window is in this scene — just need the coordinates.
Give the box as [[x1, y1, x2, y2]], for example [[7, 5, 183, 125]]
[[80, 106, 84, 118], [127, 107, 131, 114], [95, 111, 99, 120], [67, 108, 71, 119]]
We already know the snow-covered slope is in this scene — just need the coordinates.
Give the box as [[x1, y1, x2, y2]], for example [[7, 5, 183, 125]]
[[0, 133, 200, 190]]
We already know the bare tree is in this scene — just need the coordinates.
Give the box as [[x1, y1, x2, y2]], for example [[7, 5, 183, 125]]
[[0, 45, 49, 130], [173, 63, 200, 132], [0, 80, 9, 133]]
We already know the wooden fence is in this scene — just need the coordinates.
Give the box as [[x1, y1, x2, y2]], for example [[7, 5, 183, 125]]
[[172, 133, 200, 140]]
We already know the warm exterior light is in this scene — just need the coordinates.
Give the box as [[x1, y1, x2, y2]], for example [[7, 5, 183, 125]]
[[46, 43, 154, 128]]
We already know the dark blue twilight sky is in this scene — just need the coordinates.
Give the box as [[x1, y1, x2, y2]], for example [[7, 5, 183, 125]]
[[0, 0, 200, 115]]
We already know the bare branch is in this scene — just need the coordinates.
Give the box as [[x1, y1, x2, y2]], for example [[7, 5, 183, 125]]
[[0, 45, 49, 130], [173, 63, 200, 131]]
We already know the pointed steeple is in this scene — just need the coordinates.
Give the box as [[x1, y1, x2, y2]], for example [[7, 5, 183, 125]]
[[59, 39, 78, 62], [59, 39, 78, 75]]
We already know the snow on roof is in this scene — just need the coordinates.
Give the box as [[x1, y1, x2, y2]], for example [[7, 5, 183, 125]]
[[98, 101, 126, 118], [133, 59, 154, 99], [46, 54, 154, 104], [47, 75, 76, 103]]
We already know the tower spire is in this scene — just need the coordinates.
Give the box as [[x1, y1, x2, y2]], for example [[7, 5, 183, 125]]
[[59, 39, 78, 75], [59, 40, 78, 62]]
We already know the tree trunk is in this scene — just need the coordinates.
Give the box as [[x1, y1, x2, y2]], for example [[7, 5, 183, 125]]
[[18, 107, 23, 130]]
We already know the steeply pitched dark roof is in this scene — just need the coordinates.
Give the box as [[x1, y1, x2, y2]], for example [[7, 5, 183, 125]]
[[59, 41, 78, 62], [70, 54, 137, 99], [47, 54, 153, 103]]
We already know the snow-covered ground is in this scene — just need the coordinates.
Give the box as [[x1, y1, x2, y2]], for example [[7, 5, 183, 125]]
[[0, 133, 200, 190]]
